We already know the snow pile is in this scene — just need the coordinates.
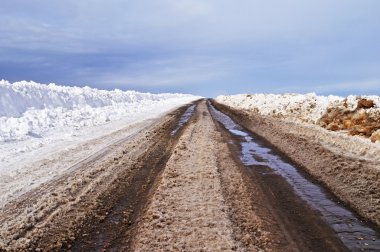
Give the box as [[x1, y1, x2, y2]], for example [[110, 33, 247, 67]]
[[0, 80, 199, 142], [215, 93, 380, 124]]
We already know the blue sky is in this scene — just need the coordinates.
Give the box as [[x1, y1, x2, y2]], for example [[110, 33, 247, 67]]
[[1, 0, 380, 97]]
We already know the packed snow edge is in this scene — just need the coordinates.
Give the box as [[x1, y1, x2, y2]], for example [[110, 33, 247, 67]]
[[0, 80, 201, 142]]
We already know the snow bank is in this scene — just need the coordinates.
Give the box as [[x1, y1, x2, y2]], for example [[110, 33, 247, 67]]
[[0, 80, 199, 142], [215, 93, 380, 124]]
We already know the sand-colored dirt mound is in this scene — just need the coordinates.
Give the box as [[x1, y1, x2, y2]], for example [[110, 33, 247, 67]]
[[319, 99, 380, 142]]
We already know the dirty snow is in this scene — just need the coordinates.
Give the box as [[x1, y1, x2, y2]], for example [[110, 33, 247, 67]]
[[0, 80, 199, 208], [215, 92, 380, 153]]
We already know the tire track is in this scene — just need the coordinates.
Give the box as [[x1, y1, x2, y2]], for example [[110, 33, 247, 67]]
[[131, 100, 244, 251], [0, 103, 196, 251]]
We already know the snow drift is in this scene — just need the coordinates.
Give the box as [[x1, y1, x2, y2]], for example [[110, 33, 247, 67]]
[[0, 80, 198, 142], [215, 93, 380, 124]]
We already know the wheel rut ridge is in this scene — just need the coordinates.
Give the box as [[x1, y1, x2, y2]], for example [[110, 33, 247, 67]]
[[131, 100, 246, 251], [208, 100, 349, 252], [67, 103, 198, 251], [64, 102, 199, 252], [0, 102, 198, 252]]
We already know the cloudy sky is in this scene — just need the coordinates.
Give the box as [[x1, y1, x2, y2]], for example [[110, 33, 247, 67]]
[[1, 0, 379, 96]]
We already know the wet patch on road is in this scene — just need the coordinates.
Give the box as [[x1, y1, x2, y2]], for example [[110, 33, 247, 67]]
[[170, 104, 196, 136], [209, 101, 380, 251]]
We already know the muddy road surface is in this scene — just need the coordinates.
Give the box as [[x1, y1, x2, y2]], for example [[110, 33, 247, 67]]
[[1, 99, 379, 251]]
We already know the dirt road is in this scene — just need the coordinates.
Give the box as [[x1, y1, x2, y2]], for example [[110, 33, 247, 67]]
[[1, 100, 379, 251]]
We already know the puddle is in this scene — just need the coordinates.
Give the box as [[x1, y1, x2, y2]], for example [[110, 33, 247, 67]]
[[170, 104, 196, 136], [208, 102, 380, 251]]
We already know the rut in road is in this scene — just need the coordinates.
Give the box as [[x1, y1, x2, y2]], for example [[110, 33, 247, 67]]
[[132, 100, 251, 251], [0, 103, 195, 251], [211, 100, 380, 251], [65, 104, 195, 251]]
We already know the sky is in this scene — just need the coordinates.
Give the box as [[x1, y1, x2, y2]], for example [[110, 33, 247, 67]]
[[1, 0, 380, 97]]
